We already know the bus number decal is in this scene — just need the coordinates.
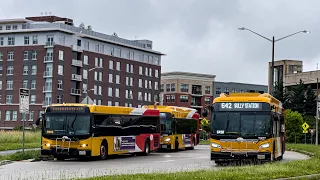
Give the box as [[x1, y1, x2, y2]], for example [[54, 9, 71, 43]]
[[221, 103, 232, 109]]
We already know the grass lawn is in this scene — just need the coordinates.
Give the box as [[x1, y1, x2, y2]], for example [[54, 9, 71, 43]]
[[0, 150, 40, 161], [199, 139, 209, 145], [0, 130, 41, 151], [78, 143, 320, 180]]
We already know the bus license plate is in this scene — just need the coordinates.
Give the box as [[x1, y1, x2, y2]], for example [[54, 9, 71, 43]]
[[79, 151, 86, 155], [162, 145, 167, 148], [257, 155, 265, 159]]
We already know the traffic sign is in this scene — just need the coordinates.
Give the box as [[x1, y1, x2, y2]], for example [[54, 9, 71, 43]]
[[303, 130, 308, 134], [19, 88, 30, 113], [302, 122, 310, 130]]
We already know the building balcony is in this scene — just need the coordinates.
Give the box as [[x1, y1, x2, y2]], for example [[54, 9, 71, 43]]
[[43, 86, 52, 92], [71, 74, 82, 81], [44, 56, 53, 63], [71, 59, 83, 67], [43, 71, 53, 78], [44, 41, 55, 48], [70, 88, 81, 96], [191, 90, 203, 96], [71, 45, 83, 52]]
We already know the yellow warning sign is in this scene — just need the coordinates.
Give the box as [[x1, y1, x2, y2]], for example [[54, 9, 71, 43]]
[[302, 122, 309, 130], [303, 130, 308, 134]]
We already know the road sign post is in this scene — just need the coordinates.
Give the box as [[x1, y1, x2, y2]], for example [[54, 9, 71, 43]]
[[302, 122, 310, 144], [19, 88, 30, 157]]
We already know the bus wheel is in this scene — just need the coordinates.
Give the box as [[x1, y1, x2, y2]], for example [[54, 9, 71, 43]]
[[190, 138, 195, 150], [143, 140, 150, 156], [100, 142, 108, 160], [175, 139, 179, 151]]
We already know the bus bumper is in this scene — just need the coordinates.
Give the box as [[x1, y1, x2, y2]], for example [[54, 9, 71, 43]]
[[211, 152, 271, 161], [41, 149, 92, 157]]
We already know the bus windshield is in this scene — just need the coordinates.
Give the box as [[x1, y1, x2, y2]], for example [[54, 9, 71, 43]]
[[211, 111, 271, 137], [160, 113, 172, 135], [44, 113, 91, 136]]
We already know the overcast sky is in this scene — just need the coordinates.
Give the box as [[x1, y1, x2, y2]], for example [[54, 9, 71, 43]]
[[0, 0, 319, 85]]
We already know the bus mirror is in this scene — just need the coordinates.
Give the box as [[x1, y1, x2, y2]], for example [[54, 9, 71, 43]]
[[35, 117, 41, 126]]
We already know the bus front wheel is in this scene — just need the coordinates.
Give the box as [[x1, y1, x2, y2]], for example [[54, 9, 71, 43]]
[[143, 140, 150, 156]]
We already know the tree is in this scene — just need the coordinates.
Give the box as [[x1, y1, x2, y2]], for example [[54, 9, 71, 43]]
[[304, 85, 316, 116], [273, 79, 285, 103], [79, 22, 85, 29], [290, 79, 306, 114], [87, 25, 92, 31], [285, 109, 304, 143]]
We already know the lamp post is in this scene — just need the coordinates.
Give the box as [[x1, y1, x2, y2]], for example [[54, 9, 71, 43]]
[[85, 66, 102, 104], [238, 27, 309, 95]]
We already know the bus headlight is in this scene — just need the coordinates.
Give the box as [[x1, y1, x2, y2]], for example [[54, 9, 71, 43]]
[[164, 138, 171, 142], [211, 143, 221, 148], [259, 143, 270, 149], [80, 144, 88, 147], [45, 143, 51, 147]]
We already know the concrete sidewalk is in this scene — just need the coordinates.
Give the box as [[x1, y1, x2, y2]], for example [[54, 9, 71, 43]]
[[0, 148, 40, 156]]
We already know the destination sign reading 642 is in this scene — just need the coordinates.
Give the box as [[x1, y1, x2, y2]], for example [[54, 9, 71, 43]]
[[219, 102, 262, 111]]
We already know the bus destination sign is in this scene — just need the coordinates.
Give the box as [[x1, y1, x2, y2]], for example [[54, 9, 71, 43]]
[[218, 102, 262, 111]]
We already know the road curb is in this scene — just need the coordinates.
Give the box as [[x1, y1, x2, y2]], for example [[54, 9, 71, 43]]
[[286, 148, 315, 157], [273, 173, 320, 180], [0, 148, 40, 155]]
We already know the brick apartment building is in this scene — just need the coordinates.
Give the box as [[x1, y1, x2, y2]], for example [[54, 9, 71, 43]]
[[160, 72, 216, 116], [0, 15, 164, 129]]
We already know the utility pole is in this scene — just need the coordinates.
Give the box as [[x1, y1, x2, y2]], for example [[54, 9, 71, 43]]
[[271, 36, 275, 95]]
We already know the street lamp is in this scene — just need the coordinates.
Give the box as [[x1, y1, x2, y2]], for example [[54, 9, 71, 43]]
[[85, 66, 102, 104], [238, 27, 309, 95]]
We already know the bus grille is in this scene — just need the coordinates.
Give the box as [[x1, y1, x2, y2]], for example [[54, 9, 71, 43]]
[[154, 135, 160, 147]]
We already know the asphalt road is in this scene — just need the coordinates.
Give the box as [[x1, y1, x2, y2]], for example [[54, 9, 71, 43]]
[[0, 145, 310, 180]]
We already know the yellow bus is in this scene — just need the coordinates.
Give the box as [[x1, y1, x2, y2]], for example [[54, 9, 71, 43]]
[[36, 103, 161, 160], [143, 105, 200, 151], [202, 93, 286, 165]]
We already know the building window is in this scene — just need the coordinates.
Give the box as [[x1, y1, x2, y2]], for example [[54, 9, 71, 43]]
[[6, 25, 11, 30], [24, 36, 29, 45], [23, 80, 28, 89], [139, 79, 142, 88], [29, 111, 34, 121], [32, 51, 37, 60], [160, 84, 164, 92], [108, 101, 112, 106], [83, 69, 88, 79], [139, 66, 143, 75], [6, 65, 13, 75], [32, 36, 38, 44], [0, 52, 3, 61], [24, 51, 29, 60], [115, 102, 119, 106], [145, 67, 148, 76], [7, 51, 14, 60], [31, 95, 36, 104], [145, 80, 148, 89], [180, 84, 189, 92], [155, 70, 159, 78], [115, 88, 120, 97], [99, 58, 103, 67], [224, 87, 229, 94], [58, 80, 63, 90], [31, 80, 36, 89], [12, 111, 17, 121], [149, 68, 152, 77], [57, 95, 63, 103], [205, 97, 211, 104], [116, 75, 120, 84], [6, 95, 12, 104], [171, 95, 175, 102], [6, 80, 13, 90], [205, 86, 211, 94], [99, 72, 103, 81], [94, 85, 97, 95], [84, 55, 88, 65], [171, 83, 175, 91], [108, 87, 112, 97], [31, 65, 37, 75], [58, 50, 63, 60], [94, 71, 98, 81], [166, 84, 170, 91], [8, 37, 15, 45], [109, 60, 113, 69], [138, 92, 142, 101], [12, 25, 17, 30], [155, 82, 159, 90], [166, 95, 170, 102], [180, 95, 188, 103], [216, 87, 221, 94], [5, 111, 11, 121], [98, 86, 102, 95], [0, 37, 3, 46], [109, 74, 113, 83], [58, 65, 63, 75], [23, 65, 28, 75], [116, 62, 121, 71]]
